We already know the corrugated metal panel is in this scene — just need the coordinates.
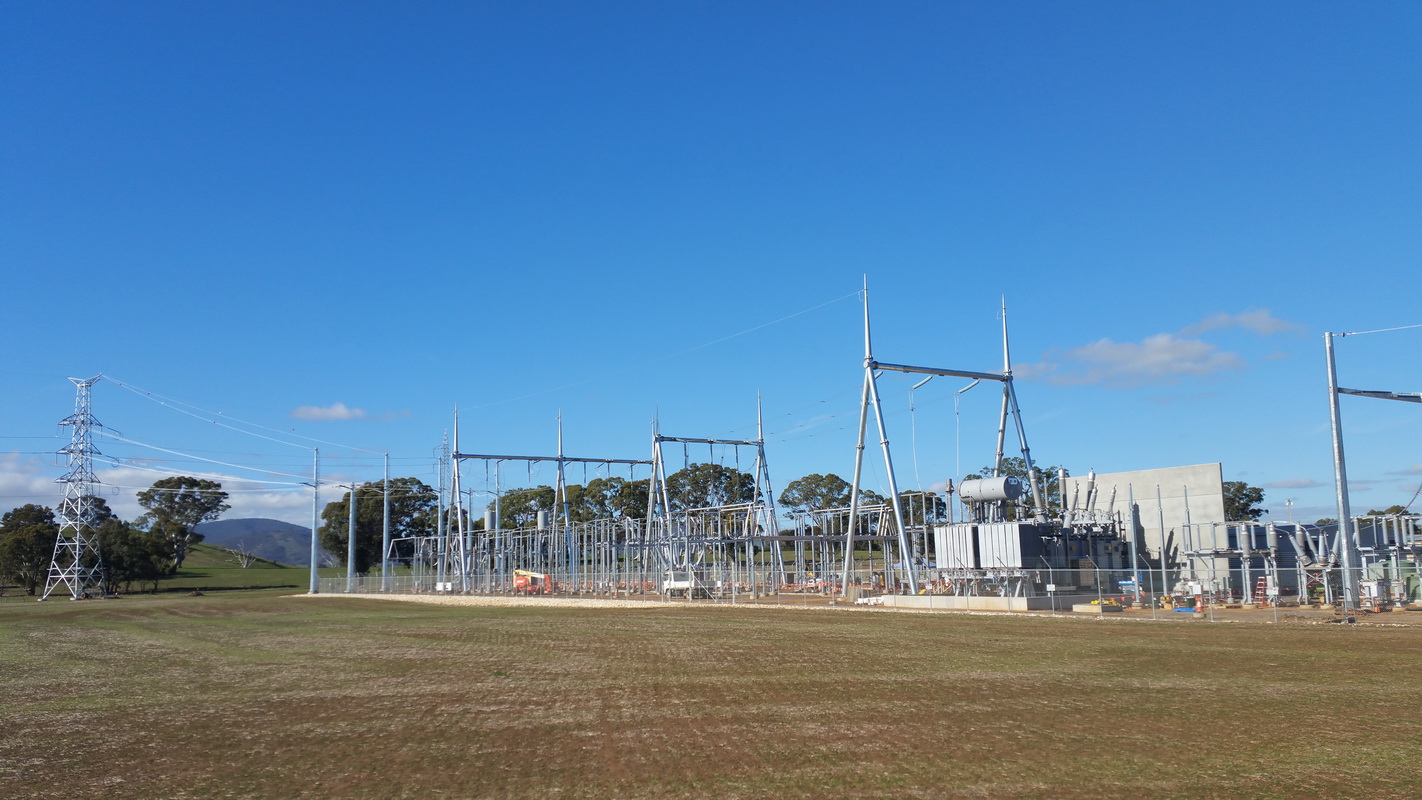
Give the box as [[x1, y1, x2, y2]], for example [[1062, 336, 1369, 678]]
[[933, 523, 978, 568], [976, 522, 1048, 568], [979, 523, 1017, 568]]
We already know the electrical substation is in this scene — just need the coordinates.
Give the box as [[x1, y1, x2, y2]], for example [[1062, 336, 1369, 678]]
[[36, 292, 1422, 619]]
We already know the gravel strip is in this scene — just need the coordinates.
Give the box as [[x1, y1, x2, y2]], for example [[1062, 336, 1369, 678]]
[[296, 592, 690, 609]]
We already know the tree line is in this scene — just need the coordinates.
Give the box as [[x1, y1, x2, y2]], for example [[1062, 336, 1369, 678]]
[[2, 462, 1282, 586], [0, 476, 229, 595]]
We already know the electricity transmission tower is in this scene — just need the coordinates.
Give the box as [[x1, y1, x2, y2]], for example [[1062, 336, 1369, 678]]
[[40, 376, 107, 600]]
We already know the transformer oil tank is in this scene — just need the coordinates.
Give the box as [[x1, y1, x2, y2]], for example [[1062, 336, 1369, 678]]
[[958, 476, 1025, 503]]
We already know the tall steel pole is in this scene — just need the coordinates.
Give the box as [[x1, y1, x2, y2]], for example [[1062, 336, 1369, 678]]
[[493, 461, 502, 587], [842, 287, 874, 594], [308, 449, 320, 594], [998, 300, 1045, 516], [452, 411, 466, 592], [381, 453, 391, 592], [1127, 483, 1139, 600], [346, 482, 358, 592], [436, 433, 447, 589], [1325, 332, 1359, 610], [994, 300, 1010, 476], [558, 413, 574, 583], [868, 365, 919, 594], [851, 284, 919, 594]]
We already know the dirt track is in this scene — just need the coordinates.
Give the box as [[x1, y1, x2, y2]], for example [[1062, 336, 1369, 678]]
[[301, 591, 1422, 625], [300, 592, 688, 609]]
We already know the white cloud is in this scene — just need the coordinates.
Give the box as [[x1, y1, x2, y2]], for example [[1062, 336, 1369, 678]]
[[1391, 464, 1422, 475], [1, 452, 317, 527], [291, 402, 367, 421], [95, 466, 315, 525], [1017, 334, 1244, 389], [1265, 478, 1326, 489], [1180, 309, 1304, 336], [0, 453, 62, 511]]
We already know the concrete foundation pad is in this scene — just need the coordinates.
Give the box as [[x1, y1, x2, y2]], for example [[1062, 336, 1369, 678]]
[[873, 594, 1100, 612], [1071, 603, 1123, 613]]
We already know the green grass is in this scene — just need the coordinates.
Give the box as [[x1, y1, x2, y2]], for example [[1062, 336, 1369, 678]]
[[178, 541, 294, 570], [136, 543, 307, 592], [0, 543, 331, 598], [2, 592, 1421, 798]]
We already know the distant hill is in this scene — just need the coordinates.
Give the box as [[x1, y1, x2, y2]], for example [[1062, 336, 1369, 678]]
[[181, 541, 293, 571], [194, 518, 324, 566]]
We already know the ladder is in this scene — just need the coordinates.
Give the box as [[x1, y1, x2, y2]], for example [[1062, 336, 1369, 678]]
[[1252, 576, 1270, 607]]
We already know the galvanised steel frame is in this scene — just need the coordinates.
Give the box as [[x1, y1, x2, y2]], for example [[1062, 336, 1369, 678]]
[[40, 376, 107, 601], [646, 406, 782, 588], [842, 283, 1045, 595], [451, 416, 653, 592], [1324, 329, 1421, 612]]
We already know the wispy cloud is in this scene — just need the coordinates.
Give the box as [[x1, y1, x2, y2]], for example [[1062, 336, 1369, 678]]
[[1265, 478, 1326, 489], [1017, 334, 1244, 388], [0, 453, 61, 508], [1180, 309, 1304, 336], [1014, 308, 1302, 389], [0, 453, 316, 526], [1390, 464, 1422, 475], [290, 402, 367, 421]]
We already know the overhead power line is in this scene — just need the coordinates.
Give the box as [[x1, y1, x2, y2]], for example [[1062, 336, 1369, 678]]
[[94, 455, 306, 488], [465, 290, 861, 411], [104, 375, 382, 454], [98, 432, 314, 482], [1341, 322, 1422, 337]]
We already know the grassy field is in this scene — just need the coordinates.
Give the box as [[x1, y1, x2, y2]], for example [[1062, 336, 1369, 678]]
[[2, 591, 1420, 799], [0, 543, 327, 598]]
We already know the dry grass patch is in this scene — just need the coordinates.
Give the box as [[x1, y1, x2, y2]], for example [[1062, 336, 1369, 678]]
[[2, 590, 1420, 798]]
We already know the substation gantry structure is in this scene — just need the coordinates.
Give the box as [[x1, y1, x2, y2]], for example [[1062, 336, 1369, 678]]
[[1324, 329, 1422, 611], [842, 285, 1047, 595], [449, 415, 653, 592]]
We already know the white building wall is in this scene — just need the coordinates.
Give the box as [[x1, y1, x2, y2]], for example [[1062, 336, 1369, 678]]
[[1064, 463, 1226, 568]]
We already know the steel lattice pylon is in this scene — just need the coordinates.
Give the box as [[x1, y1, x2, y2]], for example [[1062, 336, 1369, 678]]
[[40, 375, 107, 601]]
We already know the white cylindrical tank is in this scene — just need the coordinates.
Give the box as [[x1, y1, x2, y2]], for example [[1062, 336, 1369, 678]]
[[958, 476, 1025, 503], [484, 510, 496, 531], [536, 510, 550, 530]]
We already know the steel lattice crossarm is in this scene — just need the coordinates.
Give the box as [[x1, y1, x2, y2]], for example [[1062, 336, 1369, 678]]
[[868, 360, 1006, 383], [1337, 388, 1422, 404], [653, 435, 761, 447], [453, 452, 652, 465]]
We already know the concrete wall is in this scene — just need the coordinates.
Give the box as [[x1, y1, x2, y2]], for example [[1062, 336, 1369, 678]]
[[875, 593, 1101, 611], [1064, 463, 1226, 568]]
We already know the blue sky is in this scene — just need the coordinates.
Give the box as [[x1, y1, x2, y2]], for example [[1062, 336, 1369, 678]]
[[3, 1, 1419, 526]]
